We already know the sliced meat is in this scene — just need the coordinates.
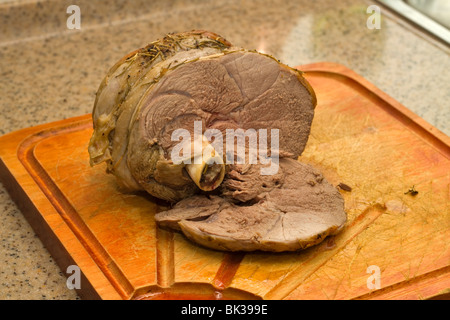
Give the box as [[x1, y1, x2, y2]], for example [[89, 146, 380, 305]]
[[155, 159, 346, 252], [89, 31, 316, 202], [220, 161, 284, 203], [89, 31, 346, 252], [155, 195, 227, 231]]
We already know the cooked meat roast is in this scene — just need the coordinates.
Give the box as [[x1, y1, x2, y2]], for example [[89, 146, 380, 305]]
[[89, 30, 347, 252]]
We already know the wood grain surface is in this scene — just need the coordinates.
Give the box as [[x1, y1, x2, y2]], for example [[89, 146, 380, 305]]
[[0, 62, 448, 300]]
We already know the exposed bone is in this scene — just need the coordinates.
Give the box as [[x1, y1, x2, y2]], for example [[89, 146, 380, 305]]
[[185, 136, 225, 191]]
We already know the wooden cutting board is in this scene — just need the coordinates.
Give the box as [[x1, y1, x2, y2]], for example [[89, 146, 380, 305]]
[[1, 62, 449, 300]]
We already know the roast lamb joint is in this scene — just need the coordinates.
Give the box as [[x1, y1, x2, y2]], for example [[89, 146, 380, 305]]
[[88, 30, 347, 252]]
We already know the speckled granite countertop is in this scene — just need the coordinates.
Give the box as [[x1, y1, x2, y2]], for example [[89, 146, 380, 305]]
[[0, 0, 449, 300]]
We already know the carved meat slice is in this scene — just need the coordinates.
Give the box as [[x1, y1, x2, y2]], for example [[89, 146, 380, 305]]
[[155, 159, 346, 252]]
